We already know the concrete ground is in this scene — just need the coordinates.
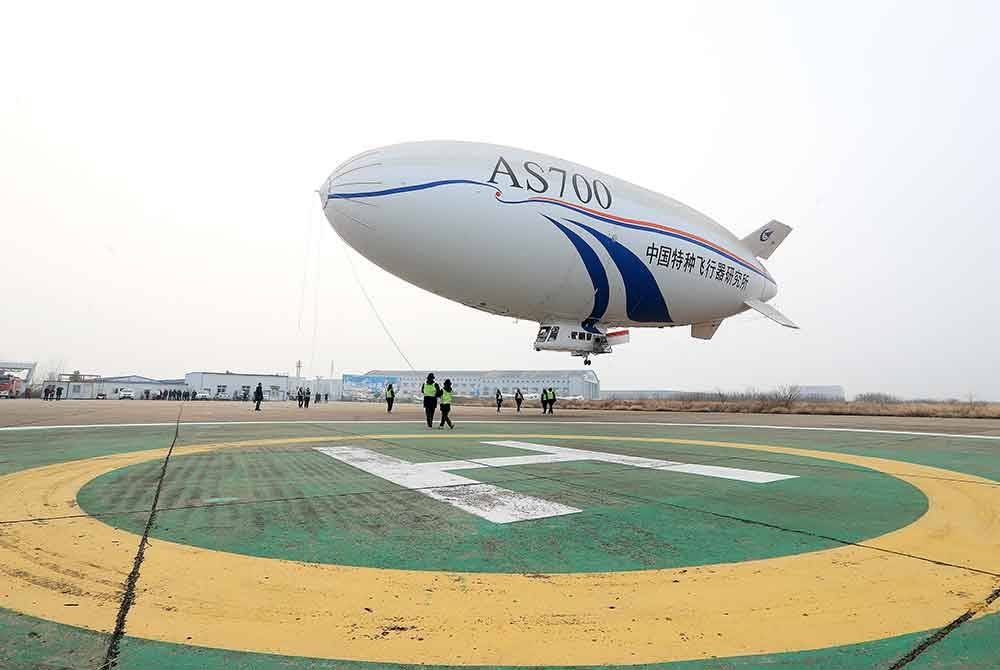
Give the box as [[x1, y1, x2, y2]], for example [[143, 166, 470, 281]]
[[0, 402, 998, 669], [5, 398, 1000, 434]]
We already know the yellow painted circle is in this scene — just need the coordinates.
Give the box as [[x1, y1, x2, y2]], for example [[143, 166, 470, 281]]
[[1, 432, 998, 666]]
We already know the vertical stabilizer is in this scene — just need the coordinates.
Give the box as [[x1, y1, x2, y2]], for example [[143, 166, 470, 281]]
[[742, 220, 792, 259]]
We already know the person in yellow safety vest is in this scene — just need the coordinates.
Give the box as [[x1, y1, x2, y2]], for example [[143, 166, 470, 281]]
[[439, 379, 455, 429], [540, 388, 549, 414], [546, 387, 556, 414], [385, 383, 395, 413], [421, 373, 441, 428]]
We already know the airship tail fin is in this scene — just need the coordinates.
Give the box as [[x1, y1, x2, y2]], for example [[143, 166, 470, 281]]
[[743, 298, 799, 329], [742, 220, 792, 259]]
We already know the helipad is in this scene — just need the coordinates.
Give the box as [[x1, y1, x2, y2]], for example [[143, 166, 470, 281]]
[[0, 403, 998, 669]]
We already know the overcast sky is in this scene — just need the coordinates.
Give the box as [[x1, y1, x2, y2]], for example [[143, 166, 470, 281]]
[[2, 2, 998, 399]]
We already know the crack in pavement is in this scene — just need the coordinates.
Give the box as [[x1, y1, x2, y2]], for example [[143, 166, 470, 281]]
[[887, 584, 1000, 668], [97, 409, 181, 670]]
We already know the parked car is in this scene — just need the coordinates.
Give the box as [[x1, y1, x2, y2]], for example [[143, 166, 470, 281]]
[[194, 390, 211, 400], [96, 392, 107, 400], [119, 388, 135, 400]]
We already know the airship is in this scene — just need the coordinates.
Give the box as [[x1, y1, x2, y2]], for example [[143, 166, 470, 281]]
[[319, 141, 796, 364]]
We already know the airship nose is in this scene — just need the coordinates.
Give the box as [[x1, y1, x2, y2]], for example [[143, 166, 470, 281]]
[[319, 154, 384, 241], [317, 178, 331, 208], [323, 149, 384, 198]]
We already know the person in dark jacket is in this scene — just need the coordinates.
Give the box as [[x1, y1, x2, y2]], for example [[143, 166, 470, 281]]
[[304, 387, 312, 408], [514, 388, 524, 413], [385, 383, 395, 413], [439, 379, 455, 429], [495, 388, 503, 413], [421, 373, 440, 428], [297, 387, 304, 408], [253, 383, 264, 411]]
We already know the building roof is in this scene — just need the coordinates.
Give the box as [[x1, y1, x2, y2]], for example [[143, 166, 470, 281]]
[[97, 375, 183, 384], [187, 371, 288, 378]]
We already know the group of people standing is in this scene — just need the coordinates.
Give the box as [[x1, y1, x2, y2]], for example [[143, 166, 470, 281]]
[[295, 387, 326, 408], [494, 387, 557, 414], [385, 375, 559, 428]]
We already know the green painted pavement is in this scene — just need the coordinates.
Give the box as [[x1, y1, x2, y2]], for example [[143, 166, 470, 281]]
[[77, 435, 926, 572], [0, 422, 348, 477], [4, 420, 999, 480], [0, 609, 106, 670], [0, 426, 176, 476], [2, 421, 998, 669]]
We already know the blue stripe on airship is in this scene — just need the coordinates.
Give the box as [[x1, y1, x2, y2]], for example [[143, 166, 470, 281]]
[[496, 194, 771, 283], [327, 179, 496, 199], [564, 218, 672, 324], [542, 214, 609, 332], [327, 178, 770, 282]]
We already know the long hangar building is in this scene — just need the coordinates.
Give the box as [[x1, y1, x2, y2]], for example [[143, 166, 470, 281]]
[[35, 369, 599, 401], [366, 369, 601, 400]]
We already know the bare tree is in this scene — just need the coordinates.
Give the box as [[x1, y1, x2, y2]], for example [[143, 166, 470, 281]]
[[776, 385, 801, 408], [714, 387, 728, 408]]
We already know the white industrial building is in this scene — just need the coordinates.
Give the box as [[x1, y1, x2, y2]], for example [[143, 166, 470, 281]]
[[48, 371, 291, 400], [58, 375, 187, 400], [185, 371, 290, 401], [288, 377, 343, 401], [24, 367, 599, 402], [363, 369, 600, 400]]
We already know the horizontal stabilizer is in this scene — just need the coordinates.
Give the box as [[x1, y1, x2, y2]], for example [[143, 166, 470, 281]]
[[742, 220, 792, 259], [743, 298, 799, 329], [691, 320, 723, 340]]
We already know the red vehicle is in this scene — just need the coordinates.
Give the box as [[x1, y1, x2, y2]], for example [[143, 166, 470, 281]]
[[0, 375, 24, 399]]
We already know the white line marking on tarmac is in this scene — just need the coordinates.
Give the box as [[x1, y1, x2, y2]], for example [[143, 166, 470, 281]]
[[314, 446, 580, 523], [314, 441, 793, 522], [482, 441, 795, 483]]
